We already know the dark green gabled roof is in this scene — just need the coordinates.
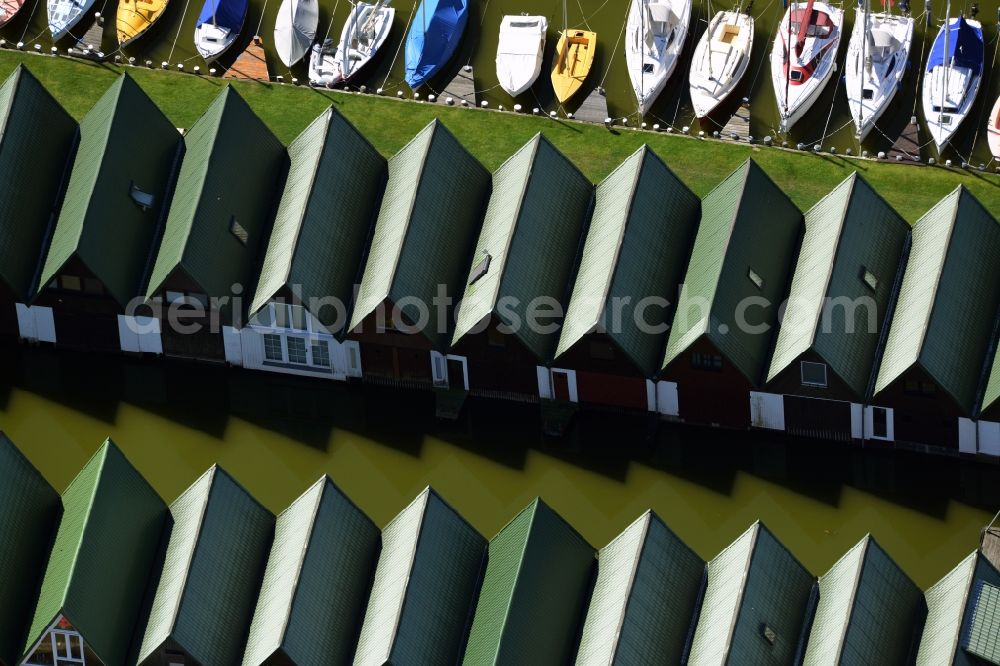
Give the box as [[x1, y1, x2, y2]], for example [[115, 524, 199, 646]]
[[137, 465, 273, 666], [0, 434, 60, 666], [354, 487, 486, 665], [463, 498, 594, 665], [0, 65, 77, 302], [917, 551, 1000, 665], [451, 134, 591, 360], [243, 476, 379, 666], [687, 521, 813, 665], [250, 108, 386, 335], [803, 535, 923, 665], [350, 120, 491, 350], [767, 174, 909, 399], [23, 440, 166, 666], [37, 74, 181, 308], [556, 146, 700, 377], [662, 160, 802, 385], [146, 86, 286, 320], [576, 511, 704, 665], [875, 187, 1000, 416]]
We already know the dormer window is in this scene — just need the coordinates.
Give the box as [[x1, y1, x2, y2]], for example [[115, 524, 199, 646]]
[[230, 217, 249, 245], [748, 267, 764, 290], [470, 253, 492, 285], [129, 182, 155, 211], [861, 267, 878, 292]]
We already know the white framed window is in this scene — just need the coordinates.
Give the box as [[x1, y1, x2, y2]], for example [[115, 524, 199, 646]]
[[263, 334, 283, 362], [311, 340, 331, 368], [800, 361, 828, 387], [287, 337, 307, 364]]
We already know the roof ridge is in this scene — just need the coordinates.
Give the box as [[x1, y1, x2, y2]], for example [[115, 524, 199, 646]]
[[493, 498, 540, 664], [278, 474, 327, 647], [804, 173, 854, 354], [835, 534, 870, 665], [387, 487, 432, 661], [60, 441, 111, 616], [608, 510, 652, 664]]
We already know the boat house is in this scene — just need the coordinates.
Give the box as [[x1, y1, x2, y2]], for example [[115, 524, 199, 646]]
[[0, 66, 77, 343], [450, 133, 591, 404], [802, 535, 925, 664], [978, 350, 1000, 457], [348, 120, 490, 389], [575, 510, 704, 664], [22, 440, 166, 666], [353, 487, 486, 665], [463, 498, 594, 664], [871, 187, 1000, 452], [32, 74, 181, 354], [242, 108, 386, 381], [243, 476, 379, 666], [686, 521, 814, 665], [0, 434, 60, 666], [554, 146, 700, 414], [660, 160, 802, 429], [145, 86, 286, 363], [136, 465, 273, 666], [761, 173, 910, 441]]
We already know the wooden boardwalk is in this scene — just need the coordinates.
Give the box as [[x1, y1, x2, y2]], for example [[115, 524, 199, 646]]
[[68, 18, 107, 60], [439, 65, 476, 105], [887, 120, 923, 164], [722, 103, 751, 141], [574, 86, 608, 123], [982, 515, 1000, 571], [224, 36, 270, 81]]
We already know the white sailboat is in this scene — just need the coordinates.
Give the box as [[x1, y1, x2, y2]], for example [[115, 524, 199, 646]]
[[309, 0, 395, 87], [495, 14, 548, 97], [625, 0, 692, 114], [844, 0, 913, 140], [47, 0, 97, 41], [770, 0, 843, 131], [194, 0, 248, 61], [689, 8, 754, 118], [274, 0, 319, 67], [921, 10, 984, 151]]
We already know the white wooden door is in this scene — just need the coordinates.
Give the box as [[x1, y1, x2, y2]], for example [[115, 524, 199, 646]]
[[656, 381, 679, 416]]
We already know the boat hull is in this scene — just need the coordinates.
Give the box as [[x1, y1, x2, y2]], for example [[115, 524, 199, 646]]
[[989, 95, 1000, 160], [689, 10, 754, 119], [0, 0, 25, 29], [274, 0, 319, 67], [404, 0, 469, 90], [495, 14, 547, 97], [194, 0, 248, 61], [309, 2, 395, 86], [626, 0, 691, 114], [551, 29, 597, 104], [844, 11, 913, 141], [116, 0, 169, 47], [48, 0, 97, 41], [921, 17, 983, 151]]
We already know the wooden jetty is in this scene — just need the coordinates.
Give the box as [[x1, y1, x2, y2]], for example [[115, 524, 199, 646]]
[[67, 16, 107, 61], [439, 65, 476, 105], [722, 102, 751, 141], [574, 86, 608, 124], [224, 36, 270, 82], [982, 512, 1000, 571], [887, 117, 923, 164]]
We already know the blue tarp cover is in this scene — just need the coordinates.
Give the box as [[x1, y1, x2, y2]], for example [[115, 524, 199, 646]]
[[404, 0, 469, 88], [926, 16, 984, 73], [197, 0, 248, 31]]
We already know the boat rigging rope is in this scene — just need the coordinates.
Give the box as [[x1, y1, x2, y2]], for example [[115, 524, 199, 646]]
[[379, 0, 416, 91], [322, 0, 342, 43], [166, 0, 193, 64], [908, 8, 930, 115], [958, 29, 998, 162], [597, 7, 627, 88], [17, 0, 43, 42], [575, 0, 591, 30], [746, 0, 778, 94], [464, 0, 489, 66], [252, 0, 270, 37]]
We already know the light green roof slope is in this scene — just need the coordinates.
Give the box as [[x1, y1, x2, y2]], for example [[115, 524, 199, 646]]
[[918, 551, 1000, 666], [37, 74, 180, 307], [451, 134, 591, 360], [662, 160, 802, 384], [137, 465, 273, 666], [354, 487, 486, 666], [875, 187, 1000, 415], [767, 174, 909, 399], [23, 440, 166, 666], [556, 146, 700, 377], [963, 580, 1000, 663], [803, 535, 923, 665], [687, 521, 813, 666], [243, 476, 379, 666], [980, 344, 1000, 417], [463, 498, 594, 665], [0, 434, 60, 666], [146, 86, 286, 319], [250, 108, 386, 334], [0, 66, 77, 302], [576, 511, 704, 665], [350, 120, 491, 350]]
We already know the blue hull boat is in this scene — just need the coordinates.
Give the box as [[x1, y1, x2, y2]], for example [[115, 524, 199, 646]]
[[404, 0, 469, 89]]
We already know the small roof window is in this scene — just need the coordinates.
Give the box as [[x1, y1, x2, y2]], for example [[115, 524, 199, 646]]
[[129, 182, 156, 211], [748, 267, 764, 290], [470, 253, 492, 285], [230, 217, 249, 245], [861, 267, 878, 292]]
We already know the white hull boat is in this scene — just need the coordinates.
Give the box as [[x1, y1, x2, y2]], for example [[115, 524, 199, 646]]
[[495, 14, 547, 97], [625, 0, 691, 115], [274, 0, 319, 67], [921, 15, 983, 151], [194, 0, 248, 61], [310, 1, 395, 86], [988, 95, 1000, 160], [845, 8, 913, 140], [771, 0, 843, 132], [689, 10, 754, 119], [48, 0, 96, 41]]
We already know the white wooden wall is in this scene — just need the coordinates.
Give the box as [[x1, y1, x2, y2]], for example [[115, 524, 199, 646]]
[[117, 315, 162, 354], [978, 421, 1000, 457], [749, 392, 785, 430], [16, 304, 55, 343], [656, 381, 679, 416], [958, 418, 977, 454]]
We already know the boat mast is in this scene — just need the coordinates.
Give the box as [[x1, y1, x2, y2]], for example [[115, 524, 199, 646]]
[[859, 0, 869, 135], [784, 0, 792, 126], [939, 0, 950, 132]]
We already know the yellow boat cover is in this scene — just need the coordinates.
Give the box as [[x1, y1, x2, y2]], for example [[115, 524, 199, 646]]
[[117, 0, 168, 46], [550, 29, 597, 104]]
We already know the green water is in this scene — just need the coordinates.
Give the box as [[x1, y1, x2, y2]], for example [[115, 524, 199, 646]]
[[2, 0, 999, 164], [0, 347, 996, 587]]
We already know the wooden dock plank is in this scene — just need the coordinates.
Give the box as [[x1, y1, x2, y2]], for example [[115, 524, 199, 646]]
[[574, 86, 608, 124], [67, 18, 107, 61], [439, 65, 476, 105], [224, 36, 270, 82], [887, 119, 923, 164], [722, 103, 751, 141]]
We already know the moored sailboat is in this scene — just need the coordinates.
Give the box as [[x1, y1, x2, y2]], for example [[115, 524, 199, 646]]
[[48, 0, 97, 41], [844, 0, 913, 140], [194, 0, 248, 61], [626, 0, 692, 115], [921, 12, 983, 151], [116, 0, 169, 47], [274, 0, 319, 67], [550, 0, 596, 104], [770, 0, 843, 132], [310, 1, 395, 87], [689, 7, 754, 118], [0, 0, 25, 28], [404, 0, 470, 90], [988, 95, 1000, 160], [495, 14, 547, 97]]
